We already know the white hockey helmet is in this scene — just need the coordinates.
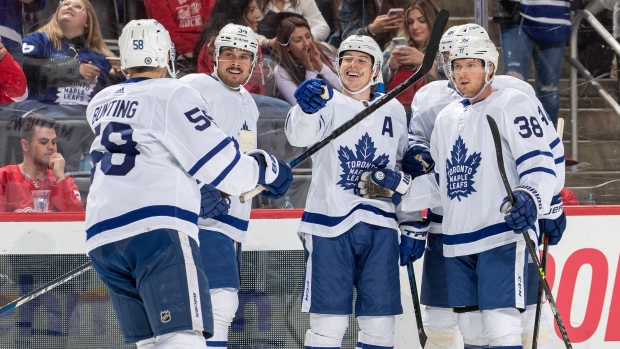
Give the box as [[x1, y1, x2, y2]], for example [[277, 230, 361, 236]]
[[336, 35, 383, 83], [454, 23, 490, 40], [119, 19, 176, 77], [449, 35, 499, 75], [439, 25, 464, 53], [214, 23, 259, 66]]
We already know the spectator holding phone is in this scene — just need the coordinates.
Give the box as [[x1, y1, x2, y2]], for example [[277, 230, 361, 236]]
[[273, 14, 341, 105], [329, 0, 409, 49], [382, 0, 439, 107]]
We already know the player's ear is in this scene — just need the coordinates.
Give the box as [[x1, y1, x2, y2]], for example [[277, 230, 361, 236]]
[[20, 139, 29, 153]]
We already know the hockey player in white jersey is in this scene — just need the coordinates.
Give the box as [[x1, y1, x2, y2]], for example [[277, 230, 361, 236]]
[[285, 34, 409, 349], [85, 20, 292, 349], [359, 34, 558, 348], [179, 24, 275, 349]]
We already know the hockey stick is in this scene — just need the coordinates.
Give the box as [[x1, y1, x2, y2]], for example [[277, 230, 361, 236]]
[[532, 117, 564, 347], [239, 9, 450, 203], [486, 115, 573, 349], [0, 261, 93, 316], [407, 260, 427, 347]]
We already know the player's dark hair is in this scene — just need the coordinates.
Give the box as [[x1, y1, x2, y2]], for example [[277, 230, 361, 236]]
[[193, 0, 256, 66], [20, 114, 56, 143]]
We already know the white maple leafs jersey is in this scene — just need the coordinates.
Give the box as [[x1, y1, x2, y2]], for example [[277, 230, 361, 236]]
[[422, 88, 556, 257], [181, 74, 259, 242], [85, 78, 260, 252], [286, 91, 408, 237]]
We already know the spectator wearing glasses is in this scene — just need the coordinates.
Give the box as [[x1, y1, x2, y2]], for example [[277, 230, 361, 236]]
[[272, 14, 341, 105], [0, 114, 83, 212], [20, 0, 113, 111]]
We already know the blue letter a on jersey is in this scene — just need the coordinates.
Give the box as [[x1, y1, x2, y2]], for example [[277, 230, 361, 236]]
[[382, 117, 393, 137]]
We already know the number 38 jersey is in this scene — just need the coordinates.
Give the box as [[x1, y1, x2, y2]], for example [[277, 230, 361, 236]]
[[84, 78, 260, 252], [428, 88, 557, 257]]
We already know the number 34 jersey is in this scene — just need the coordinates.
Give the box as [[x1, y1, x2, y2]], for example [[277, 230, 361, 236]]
[[84, 78, 260, 252], [428, 88, 556, 257]]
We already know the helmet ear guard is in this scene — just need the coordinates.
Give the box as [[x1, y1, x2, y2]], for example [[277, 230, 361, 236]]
[[119, 19, 176, 78]]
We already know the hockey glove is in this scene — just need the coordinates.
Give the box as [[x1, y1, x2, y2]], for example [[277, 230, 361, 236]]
[[357, 168, 411, 206], [538, 194, 566, 245], [294, 78, 333, 114], [247, 150, 293, 200], [402, 145, 435, 178], [399, 220, 430, 266], [199, 185, 230, 219], [500, 189, 538, 234]]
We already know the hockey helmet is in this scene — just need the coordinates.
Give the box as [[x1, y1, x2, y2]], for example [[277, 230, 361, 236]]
[[336, 35, 383, 84], [119, 19, 176, 77], [449, 35, 499, 75], [454, 23, 490, 39], [439, 25, 464, 53], [214, 23, 259, 66]]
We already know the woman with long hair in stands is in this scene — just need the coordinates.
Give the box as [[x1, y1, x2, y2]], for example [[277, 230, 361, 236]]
[[21, 0, 114, 109], [273, 14, 341, 105], [382, 0, 440, 107]]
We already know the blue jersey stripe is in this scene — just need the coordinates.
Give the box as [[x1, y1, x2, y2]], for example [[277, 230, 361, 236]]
[[442, 222, 512, 245], [356, 342, 392, 349], [549, 137, 560, 149], [188, 138, 233, 176], [209, 148, 241, 187], [206, 341, 228, 347], [519, 167, 556, 179], [301, 204, 398, 227], [212, 214, 249, 231], [515, 150, 553, 166], [427, 208, 443, 223], [86, 205, 198, 239], [554, 156, 565, 164]]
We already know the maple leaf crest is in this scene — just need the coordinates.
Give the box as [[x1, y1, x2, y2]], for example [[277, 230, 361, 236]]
[[336, 133, 390, 190], [445, 136, 482, 201]]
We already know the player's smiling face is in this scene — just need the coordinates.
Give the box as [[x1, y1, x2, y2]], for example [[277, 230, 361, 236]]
[[451, 58, 489, 98], [217, 47, 254, 88], [339, 51, 375, 92]]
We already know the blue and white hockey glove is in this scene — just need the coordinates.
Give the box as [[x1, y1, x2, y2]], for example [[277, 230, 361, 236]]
[[399, 220, 430, 266], [199, 185, 230, 219], [402, 145, 435, 178], [294, 78, 333, 114], [538, 194, 566, 245], [500, 186, 540, 234], [357, 168, 411, 206], [247, 150, 293, 200]]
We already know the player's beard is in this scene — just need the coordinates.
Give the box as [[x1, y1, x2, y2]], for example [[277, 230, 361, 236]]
[[218, 66, 250, 89]]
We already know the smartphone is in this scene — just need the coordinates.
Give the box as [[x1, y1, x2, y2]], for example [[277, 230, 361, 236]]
[[392, 37, 408, 49], [387, 8, 404, 19]]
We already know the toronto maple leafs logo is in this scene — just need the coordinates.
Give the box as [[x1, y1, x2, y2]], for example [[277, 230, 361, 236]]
[[446, 136, 482, 201], [337, 133, 389, 190]]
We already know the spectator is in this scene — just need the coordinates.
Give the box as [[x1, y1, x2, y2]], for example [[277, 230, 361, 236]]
[[0, 114, 83, 212], [256, 0, 331, 47], [0, 37, 28, 104], [329, 0, 409, 49], [20, 0, 113, 109], [273, 15, 341, 105], [499, 0, 571, 126], [561, 187, 579, 205], [144, 0, 214, 73], [0, 0, 46, 66], [382, 0, 439, 107], [194, 0, 292, 115]]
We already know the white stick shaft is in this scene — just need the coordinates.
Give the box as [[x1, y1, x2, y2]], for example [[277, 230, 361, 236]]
[[556, 118, 565, 141], [239, 185, 265, 203]]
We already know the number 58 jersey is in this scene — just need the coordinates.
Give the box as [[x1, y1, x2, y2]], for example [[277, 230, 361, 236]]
[[85, 78, 260, 252]]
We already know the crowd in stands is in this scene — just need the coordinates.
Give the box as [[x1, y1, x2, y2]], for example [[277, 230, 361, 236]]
[[0, 0, 590, 211]]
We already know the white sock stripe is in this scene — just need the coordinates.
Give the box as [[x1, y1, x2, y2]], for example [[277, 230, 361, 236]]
[[178, 232, 204, 331], [302, 234, 313, 312]]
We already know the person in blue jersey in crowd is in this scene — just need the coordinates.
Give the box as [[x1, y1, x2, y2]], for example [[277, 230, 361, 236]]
[[286, 34, 411, 349], [499, 0, 571, 126], [0, 0, 46, 66], [84, 19, 292, 349], [19, 0, 113, 116]]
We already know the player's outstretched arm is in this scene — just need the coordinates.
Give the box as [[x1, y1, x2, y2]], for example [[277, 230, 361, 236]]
[[286, 78, 334, 147]]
